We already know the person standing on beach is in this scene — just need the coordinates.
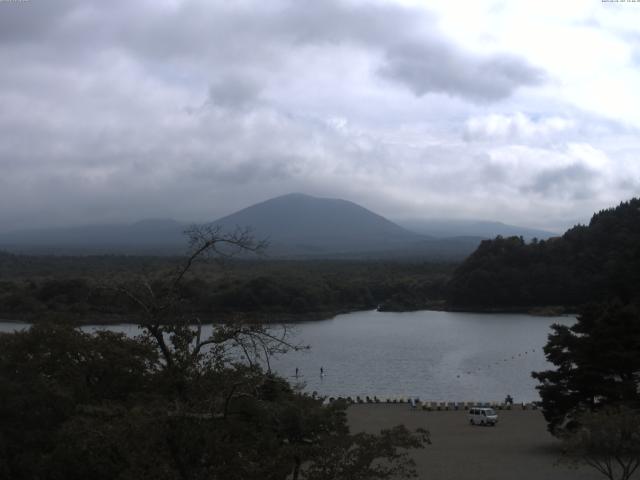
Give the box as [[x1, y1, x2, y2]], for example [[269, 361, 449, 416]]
[[320, 367, 324, 376]]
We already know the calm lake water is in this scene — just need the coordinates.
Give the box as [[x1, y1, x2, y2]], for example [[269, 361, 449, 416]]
[[0, 310, 573, 402]]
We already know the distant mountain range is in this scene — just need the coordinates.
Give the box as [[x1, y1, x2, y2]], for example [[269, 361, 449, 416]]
[[0, 193, 557, 259], [397, 219, 557, 241]]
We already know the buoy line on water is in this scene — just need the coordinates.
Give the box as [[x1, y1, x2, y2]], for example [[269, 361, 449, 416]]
[[458, 347, 540, 377]]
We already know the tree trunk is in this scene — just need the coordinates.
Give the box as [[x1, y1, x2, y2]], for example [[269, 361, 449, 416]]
[[292, 456, 301, 480]]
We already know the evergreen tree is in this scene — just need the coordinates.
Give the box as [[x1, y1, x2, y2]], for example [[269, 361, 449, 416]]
[[532, 302, 640, 434], [448, 197, 640, 309]]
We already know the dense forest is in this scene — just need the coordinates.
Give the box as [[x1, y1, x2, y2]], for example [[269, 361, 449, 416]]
[[447, 198, 640, 309], [0, 254, 452, 323]]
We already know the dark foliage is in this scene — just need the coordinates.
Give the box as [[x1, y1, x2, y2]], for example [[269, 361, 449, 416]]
[[532, 302, 640, 435], [447, 198, 640, 309], [0, 323, 157, 479], [559, 406, 640, 480], [0, 327, 428, 479], [0, 256, 452, 323]]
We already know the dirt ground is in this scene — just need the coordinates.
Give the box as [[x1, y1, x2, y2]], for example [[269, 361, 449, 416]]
[[347, 404, 605, 480]]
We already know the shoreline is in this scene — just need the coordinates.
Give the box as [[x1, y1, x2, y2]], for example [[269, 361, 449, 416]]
[[0, 304, 576, 326], [0, 309, 357, 326], [441, 305, 577, 317]]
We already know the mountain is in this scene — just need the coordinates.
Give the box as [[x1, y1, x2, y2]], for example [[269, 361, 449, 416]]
[[447, 197, 640, 309], [397, 219, 557, 241], [212, 193, 420, 255], [0, 194, 482, 259]]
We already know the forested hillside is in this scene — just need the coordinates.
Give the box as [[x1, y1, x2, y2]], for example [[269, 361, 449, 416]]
[[447, 198, 640, 309], [0, 256, 451, 323]]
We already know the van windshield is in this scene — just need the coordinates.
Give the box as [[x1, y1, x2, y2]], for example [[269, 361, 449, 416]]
[[486, 409, 496, 416]]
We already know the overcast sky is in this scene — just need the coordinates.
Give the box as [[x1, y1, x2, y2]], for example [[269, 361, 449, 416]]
[[1, 0, 639, 233]]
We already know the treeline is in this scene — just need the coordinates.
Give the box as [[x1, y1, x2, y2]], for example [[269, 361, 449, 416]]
[[447, 198, 640, 309], [0, 256, 453, 323]]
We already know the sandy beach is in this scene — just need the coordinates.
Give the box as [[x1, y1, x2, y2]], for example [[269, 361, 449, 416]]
[[348, 404, 604, 480]]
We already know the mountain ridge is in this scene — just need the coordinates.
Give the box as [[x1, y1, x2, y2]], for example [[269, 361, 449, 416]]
[[0, 193, 553, 258], [396, 218, 557, 241], [211, 193, 421, 255]]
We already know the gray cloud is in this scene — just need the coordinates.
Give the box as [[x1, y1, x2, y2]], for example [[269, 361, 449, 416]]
[[208, 75, 263, 109], [0, 1, 78, 44], [0, 0, 636, 233], [118, 1, 420, 62], [0, 0, 545, 103], [380, 42, 545, 102], [526, 163, 597, 199], [127, 1, 544, 103]]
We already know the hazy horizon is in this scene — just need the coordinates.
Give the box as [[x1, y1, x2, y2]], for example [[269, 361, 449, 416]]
[[1, 1, 639, 233], [0, 191, 568, 236]]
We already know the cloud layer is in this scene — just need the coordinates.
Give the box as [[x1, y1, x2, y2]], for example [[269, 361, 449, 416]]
[[0, 0, 639, 232]]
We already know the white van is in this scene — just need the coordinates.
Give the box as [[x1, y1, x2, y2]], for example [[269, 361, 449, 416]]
[[468, 407, 498, 426]]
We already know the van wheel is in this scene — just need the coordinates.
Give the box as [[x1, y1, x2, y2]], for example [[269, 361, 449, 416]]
[[470, 419, 474, 425], [481, 420, 485, 426]]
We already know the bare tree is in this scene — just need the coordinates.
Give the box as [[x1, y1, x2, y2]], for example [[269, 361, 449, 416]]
[[113, 225, 301, 372], [559, 406, 640, 480]]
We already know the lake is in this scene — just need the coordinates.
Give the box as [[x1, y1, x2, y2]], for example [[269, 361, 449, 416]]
[[0, 310, 573, 402]]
